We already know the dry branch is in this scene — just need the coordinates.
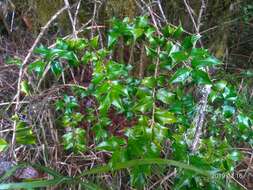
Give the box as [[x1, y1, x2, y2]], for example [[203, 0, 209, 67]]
[[10, 5, 68, 159]]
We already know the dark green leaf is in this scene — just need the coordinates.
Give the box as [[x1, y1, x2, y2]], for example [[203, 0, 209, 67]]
[[214, 80, 227, 91], [190, 48, 209, 58], [222, 105, 235, 118], [28, 61, 46, 76], [170, 67, 191, 84], [50, 60, 62, 77], [81, 51, 92, 64], [134, 96, 153, 113], [156, 88, 175, 104], [192, 69, 212, 84], [182, 35, 201, 49], [171, 51, 189, 62], [155, 110, 177, 125], [97, 137, 125, 152], [141, 77, 156, 88], [173, 25, 184, 38], [192, 56, 221, 68]]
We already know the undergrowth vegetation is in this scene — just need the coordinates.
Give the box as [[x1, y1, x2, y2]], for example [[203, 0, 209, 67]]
[[0, 16, 252, 189]]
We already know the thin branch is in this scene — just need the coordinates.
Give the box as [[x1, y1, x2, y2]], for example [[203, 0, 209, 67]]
[[140, 0, 161, 128], [11, 5, 68, 159], [156, 0, 168, 24], [140, 0, 161, 35], [64, 0, 77, 39], [73, 0, 82, 33]]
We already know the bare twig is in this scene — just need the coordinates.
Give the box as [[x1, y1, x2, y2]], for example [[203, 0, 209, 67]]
[[11, 5, 68, 159], [140, 0, 161, 35], [73, 0, 82, 33], [64, 0, 77, 39], [140, 0, 162, 128], [0, 101, 29, 107], [156, 0, 168, 24], [139, 44, 145, 79], [36, 20, 94, 90]]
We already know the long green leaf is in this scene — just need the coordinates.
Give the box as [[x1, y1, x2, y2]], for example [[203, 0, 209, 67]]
[[0, 178, 68, 190], [0, 158, 217, 189], [77, 158, 216, 179]]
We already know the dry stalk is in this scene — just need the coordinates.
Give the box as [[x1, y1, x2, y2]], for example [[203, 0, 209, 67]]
[[10, 5, 68, 159]]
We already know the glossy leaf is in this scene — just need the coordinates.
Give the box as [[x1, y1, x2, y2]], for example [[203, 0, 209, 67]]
[[170, 67, 191, 84], [171, 51, 189, 62], [50, 60, 62, 77], [182, 35, 201, 49], [28, 61, 46, 76], [222, 105, 236, 118], [155, 110, 177, 125], [192, 69, 212, 84], [192, 56, 221, 68], [156, 88, 175, 104]]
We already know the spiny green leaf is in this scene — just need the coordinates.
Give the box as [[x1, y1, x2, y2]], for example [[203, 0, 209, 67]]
[[171, 51, 189, 62], [173, 25, 184, 38], [170, 67, 191, 84], [162, 25, 175, 37], [214, 80, 227, 91], [191, 48, 209, 58], [237, 114, 251, 127], [192, 69, 212, 84], [50, 60, 62, 77], [134, 96, 153, 113], [81, 51, 92, 64], [222, 105, 236, 118], [156, 88, 175, 104], [131, 28, 145, 40], [97, 137, 126, 152], [34, 45, 50, 57], [182, 35, 201, 49], [145, 46, 157, 57], [155, 110, 177, 125], [63, 128, 86, 153], [141, 77, 156, 88], [192, 56, 221, 68], [28, 61, 46, 76]]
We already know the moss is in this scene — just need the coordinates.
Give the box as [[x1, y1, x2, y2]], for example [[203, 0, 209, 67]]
[[105, 0, 137, 19], [35, 0, 70, 33]]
